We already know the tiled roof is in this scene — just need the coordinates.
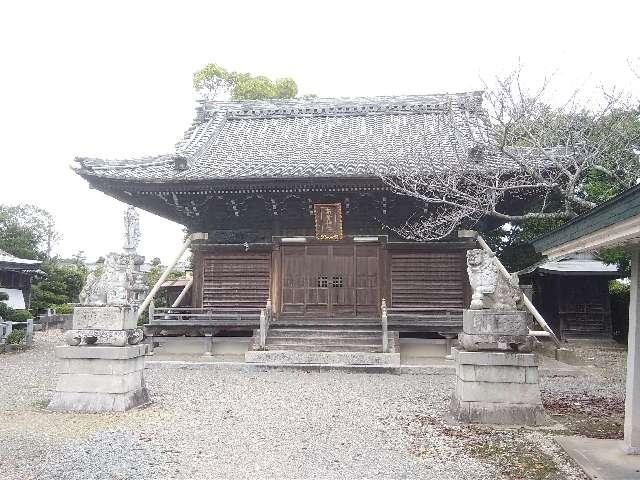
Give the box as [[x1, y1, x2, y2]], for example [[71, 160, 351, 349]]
[[0, 249, 42, 270], [74, 92, 513, 183]]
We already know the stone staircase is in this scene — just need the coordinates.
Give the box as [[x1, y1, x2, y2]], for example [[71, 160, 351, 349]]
[[245, 323, 401, 368]]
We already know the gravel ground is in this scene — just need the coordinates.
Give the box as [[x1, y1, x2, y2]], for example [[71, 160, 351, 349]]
[[0, 331, 627, 480]]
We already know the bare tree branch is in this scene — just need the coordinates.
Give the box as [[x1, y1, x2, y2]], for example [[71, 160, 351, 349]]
[[379, 66, 639, 241]]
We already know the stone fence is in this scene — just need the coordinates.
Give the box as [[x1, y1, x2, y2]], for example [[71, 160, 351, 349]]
[[0, 319, 34, 348], [38, 312, 74, 331]]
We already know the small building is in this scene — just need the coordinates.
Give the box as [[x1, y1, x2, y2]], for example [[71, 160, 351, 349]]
[[159, 276, 192, 307], [517, 252, 620, 339], [0, 249, 43, 310], [532, 183, 640, 457]]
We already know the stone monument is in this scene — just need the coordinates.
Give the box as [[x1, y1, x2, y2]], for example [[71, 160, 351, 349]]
[[449, 248, 545, 425], [48, 207, 150, 412]]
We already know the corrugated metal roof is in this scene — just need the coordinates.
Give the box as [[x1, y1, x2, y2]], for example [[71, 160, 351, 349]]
[[517, 252, 619, 276]]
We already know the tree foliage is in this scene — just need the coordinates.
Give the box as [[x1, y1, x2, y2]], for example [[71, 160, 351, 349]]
[[193, 63, 300, 100], [0, 204, 60, 259], [192, 63, 233, 99], [30, 259, 87, 315]]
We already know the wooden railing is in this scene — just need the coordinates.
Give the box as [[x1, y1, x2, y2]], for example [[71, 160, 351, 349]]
[[149, 306, 263, 326], [258, 299, 273, 349], [381, 299, 389, 353]]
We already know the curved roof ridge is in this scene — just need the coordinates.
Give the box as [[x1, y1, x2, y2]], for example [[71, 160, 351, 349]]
[[198, 91, 484, 117]]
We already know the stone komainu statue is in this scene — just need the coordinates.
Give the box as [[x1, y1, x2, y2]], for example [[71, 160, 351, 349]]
[[461, 248, 534, 353], [79, 253, 146, 306], [466, 249, 521, 311]]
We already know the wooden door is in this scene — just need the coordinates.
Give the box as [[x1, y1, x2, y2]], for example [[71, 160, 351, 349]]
[[281, 246, 310, 315], [330, 245, 355, 316], [280, 243, 380, 317], [305, 245, 331, 316], [355, 245, 379, 315]]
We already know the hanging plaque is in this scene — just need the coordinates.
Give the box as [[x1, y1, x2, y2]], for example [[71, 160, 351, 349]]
[[314, 203, 343, 240]]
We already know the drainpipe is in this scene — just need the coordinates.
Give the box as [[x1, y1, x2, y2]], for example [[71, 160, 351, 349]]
[[137, 232, 208, 319]]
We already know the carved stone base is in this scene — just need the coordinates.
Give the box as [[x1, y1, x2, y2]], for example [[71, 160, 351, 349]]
[[65, 329, 143, 347], [459, 332, 536, 353], [48, 345, 149, 412], [72, 305, 137, 330], [460, 309, 534, 352], [449, 347, 546, 425], [463, 309, 529, 335]]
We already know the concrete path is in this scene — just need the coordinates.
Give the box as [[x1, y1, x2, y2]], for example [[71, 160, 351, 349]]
[[555, 436, 640, 480]]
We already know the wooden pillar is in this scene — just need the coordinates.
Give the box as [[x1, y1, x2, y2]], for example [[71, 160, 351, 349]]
[[625, 248, 640, 454]]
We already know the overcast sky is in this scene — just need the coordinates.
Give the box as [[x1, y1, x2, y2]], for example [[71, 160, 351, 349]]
[[1, 0, 638, 263]]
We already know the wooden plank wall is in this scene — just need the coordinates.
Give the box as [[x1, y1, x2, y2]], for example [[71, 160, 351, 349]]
[[389, 249, 468, 309], [201, 253, 271, 309]]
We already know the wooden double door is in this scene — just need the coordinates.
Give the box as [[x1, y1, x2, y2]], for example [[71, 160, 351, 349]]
[[281, 243, 380, 317]]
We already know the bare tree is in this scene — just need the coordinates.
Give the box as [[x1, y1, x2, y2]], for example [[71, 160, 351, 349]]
[[380, 67, 639, 241]]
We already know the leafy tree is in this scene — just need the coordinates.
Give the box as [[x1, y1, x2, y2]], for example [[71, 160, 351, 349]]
[[0, 204, 60, 259], [193, 63, 233, 99], [599, 246, 631, 277], [193, 63, 301, 101], [71, 250, 87, 266], [30, 259, 87, 315], [275, 77, 298, 99]]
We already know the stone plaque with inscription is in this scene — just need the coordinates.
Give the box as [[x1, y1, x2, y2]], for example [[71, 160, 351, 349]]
[[72, 305, 137, 331]]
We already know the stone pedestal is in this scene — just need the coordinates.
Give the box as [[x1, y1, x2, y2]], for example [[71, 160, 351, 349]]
[[458, 309, 535, 353], [64, 305, 143, 347], [48, 344, 149, 412], [48, 305, 148, 412], [450, 347, 545, 425]]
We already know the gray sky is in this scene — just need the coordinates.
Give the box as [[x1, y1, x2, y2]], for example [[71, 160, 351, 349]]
[[1, 0, 638, 263]]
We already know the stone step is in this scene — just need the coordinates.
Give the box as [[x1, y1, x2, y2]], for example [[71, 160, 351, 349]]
[[266, 328, 382, 337], [265, 343, 383, 353], [266, 336, 382, 346], [272, 318, 381, 328], [245, 349, 401, 367]]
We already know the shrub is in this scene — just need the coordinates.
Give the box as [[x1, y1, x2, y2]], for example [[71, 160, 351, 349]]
[[12, 309, 33, 321], [51, 303, 73, 314], [0, 302, 15, 320], [6, 329, 25, 344], [610, 280, 630, 339], [0, 306, 32, 322]]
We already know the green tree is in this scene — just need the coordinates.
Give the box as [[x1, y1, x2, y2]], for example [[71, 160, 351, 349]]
[[0, 204, 60, 259], [30, 259, 87, 315], [192, 63, 232, 99], [193, 63, 301, 101]]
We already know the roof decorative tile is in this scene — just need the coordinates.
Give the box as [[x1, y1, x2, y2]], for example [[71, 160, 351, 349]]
[[74, 92, 510, 184]]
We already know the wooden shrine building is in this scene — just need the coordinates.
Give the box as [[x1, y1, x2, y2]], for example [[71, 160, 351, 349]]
[[73, 93, 502, 342], [0, 249, 43, 310], [517, 252, 620, 339]]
